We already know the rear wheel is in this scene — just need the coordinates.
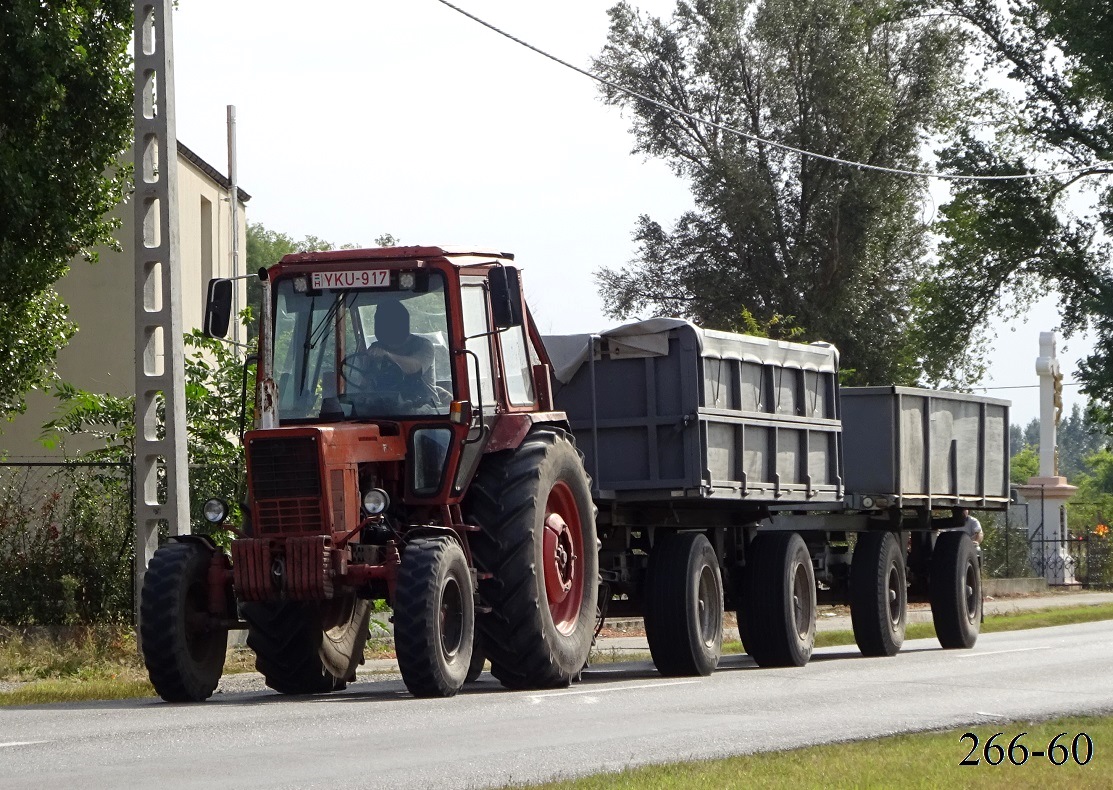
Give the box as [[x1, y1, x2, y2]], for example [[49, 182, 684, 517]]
[[394, 537, 474, 698], [645, 532, 723, 676], [466, 428, 598, 689], [930, 531, 981, 649], [742, 532, 816, 667], [243, 596, 370, 694], [850, 531, 907, 657], [141, 541, 228, 702]]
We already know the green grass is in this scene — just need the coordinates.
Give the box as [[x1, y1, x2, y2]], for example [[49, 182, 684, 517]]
[[527, 714, 1113, 789], [0, 626, 257, 706]]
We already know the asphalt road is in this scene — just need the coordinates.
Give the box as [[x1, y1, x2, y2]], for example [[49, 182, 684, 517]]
[[2, 620, 1112, 789]]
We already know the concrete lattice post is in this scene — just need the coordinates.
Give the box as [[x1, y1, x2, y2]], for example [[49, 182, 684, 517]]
[[132, 1, 191, 620]]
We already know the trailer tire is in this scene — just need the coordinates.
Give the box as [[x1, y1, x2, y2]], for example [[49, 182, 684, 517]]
[[742, 532, 816, 667], [140, 542, 228, 702], [645, 532, 723, 676], [930, 531, 981, 649], [394, 537, 474, 697], [850, 531, 907, 657], [243, 596, 370, 695], [466, 427, 598, 689]]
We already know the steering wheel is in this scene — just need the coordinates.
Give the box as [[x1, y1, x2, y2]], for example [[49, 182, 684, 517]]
[[342, 351, 404, 391]]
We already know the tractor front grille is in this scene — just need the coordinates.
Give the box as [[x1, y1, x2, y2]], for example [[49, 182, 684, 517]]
[[248, 436, 323, 534]]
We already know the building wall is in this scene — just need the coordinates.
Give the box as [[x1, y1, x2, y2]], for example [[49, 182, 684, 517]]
[[2, 152, 248, 459]]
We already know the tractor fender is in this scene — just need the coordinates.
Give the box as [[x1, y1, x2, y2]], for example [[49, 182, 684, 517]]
[[485, 412, 570, 453]]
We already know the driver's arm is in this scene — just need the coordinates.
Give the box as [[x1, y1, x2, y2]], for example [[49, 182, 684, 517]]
[[372, 346, 425, 375], [371, 337, 435, 379]]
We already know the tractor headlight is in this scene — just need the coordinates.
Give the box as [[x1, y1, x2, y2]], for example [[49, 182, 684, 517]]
[[362, 488, 389, 515], [202, 498, 229, 524]]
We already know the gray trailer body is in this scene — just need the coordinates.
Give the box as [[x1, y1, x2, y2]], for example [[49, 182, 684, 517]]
[[545, 320, 843, 505], [545, 321, 1010, 513], [841, 386, 1011, 511]]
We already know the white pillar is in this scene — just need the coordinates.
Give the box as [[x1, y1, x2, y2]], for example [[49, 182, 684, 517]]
[[1015, 331, 1076, 584]]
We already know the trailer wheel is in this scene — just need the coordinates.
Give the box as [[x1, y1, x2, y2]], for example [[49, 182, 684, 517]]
[[850, 531, 907, 657], [466, 631, 486, 683], [243, 595, 371, 694], [466, 427, 598, 689], [930, 531, 981, 649], [394, 537, 474, 697], [645, 532, 723, 676], [141, 542, 228, 702], [742, 532, 816, 667]]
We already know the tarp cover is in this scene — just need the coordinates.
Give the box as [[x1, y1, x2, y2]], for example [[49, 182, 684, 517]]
[[543, 318, 839, 385]]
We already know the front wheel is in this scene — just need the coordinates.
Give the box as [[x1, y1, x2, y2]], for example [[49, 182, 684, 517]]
[[140, 541, 228, 702], [645, 532, 723, 677], [394, 537, 475, 698], [466, 427, 598, 689], [930, 531, 981, 649]]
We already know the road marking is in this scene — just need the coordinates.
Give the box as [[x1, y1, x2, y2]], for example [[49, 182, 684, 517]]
[[528, 680, 700, 701], [0, 741, 49, 749], [954, 647, 1051, 659], [976, 712, 1005, 718]]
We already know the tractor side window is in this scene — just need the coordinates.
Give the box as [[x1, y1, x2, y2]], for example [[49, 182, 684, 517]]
[[461, 285, 495, 411], [500, 325, 535, 406]]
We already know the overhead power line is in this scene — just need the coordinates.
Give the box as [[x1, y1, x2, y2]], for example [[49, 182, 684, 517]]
[[433, 0, 1111, 183]]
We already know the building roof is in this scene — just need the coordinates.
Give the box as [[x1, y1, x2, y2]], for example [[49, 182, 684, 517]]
[[177, 141, 252, 202]]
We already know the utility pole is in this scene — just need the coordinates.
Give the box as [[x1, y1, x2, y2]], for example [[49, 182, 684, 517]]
[[227, 104, 241, 345], [133, 0, 190, 621]]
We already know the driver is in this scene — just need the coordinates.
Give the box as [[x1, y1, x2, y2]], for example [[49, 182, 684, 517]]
[[363, 299, 435, 398]]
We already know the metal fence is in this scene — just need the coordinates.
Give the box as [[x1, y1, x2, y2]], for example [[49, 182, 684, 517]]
[[980, 504, 1113, 588], [0, 461, 135, 624]]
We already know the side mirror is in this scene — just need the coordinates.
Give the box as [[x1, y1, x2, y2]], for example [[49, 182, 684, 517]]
[[204, 278, 233, 338], [489, 265, 523, 329]]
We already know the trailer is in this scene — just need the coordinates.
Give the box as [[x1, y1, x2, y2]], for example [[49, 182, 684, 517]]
[[140, 248, 1008, 702], [546, 319, 1009, 673]]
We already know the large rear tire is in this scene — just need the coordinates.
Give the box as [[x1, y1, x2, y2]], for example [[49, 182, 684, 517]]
[[645, 532, 723, 677], [850, 531, 907, 657], [141, 542, 228, 702], [243, 596, 370, 694], [742, 532, 816, 667], [930, 531, 981, 649], [394, 537, 474, 698], [466, 427, 598, 689]]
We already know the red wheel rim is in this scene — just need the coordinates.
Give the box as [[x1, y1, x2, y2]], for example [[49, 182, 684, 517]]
[[543, 481, 584, 635]]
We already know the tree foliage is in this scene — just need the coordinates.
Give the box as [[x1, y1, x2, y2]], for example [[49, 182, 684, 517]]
[[917, 1, 1113, 393], [592, 0, 967, 384], [0, 1, 132, 423], [43, 330, 256, 534]]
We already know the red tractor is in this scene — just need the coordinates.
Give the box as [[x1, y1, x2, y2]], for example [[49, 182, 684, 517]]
[[139, 247, 598, 700]]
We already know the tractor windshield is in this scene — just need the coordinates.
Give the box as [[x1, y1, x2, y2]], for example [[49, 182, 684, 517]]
[[272, 270, 452, 422]]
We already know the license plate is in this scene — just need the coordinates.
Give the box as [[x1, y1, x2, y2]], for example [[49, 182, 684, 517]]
[[311, 269, 390, 289]]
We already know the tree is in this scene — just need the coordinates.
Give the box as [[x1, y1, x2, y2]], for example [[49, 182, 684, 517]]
[[592, 0, 968, 384], [0, 1, 132, 424], [915, 1, 1113, 394]]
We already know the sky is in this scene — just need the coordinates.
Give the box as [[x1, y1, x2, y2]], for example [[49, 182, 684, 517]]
[[169, 0, 1095, 428]]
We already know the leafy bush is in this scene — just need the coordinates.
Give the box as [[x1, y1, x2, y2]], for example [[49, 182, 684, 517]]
[[0, 464, 132, 624]]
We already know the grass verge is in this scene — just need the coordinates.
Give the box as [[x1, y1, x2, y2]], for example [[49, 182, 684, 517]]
[[526, 713, 1113, 789]]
